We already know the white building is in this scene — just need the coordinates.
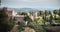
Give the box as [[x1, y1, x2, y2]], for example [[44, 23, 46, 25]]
[[8, 10, 17, 16]]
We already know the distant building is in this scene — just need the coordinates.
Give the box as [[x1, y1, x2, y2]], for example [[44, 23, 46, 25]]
[[33, 12, 38, 18], [27, 11, 39, 20], [15, 15, 25, 24], [8, 10, 17, 16]]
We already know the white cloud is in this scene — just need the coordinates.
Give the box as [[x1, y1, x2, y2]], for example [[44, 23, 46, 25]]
[[6, 0, 49, 2], [16, 0, 58, 3], [2, 0, 58, 3], [1, 0, 60, 8], [16, 0, 49, 2]]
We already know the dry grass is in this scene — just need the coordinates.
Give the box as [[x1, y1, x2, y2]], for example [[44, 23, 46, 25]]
[[21, 27, 35, 32], [10, 25, 35, 32], [10, 25, 19, 32]]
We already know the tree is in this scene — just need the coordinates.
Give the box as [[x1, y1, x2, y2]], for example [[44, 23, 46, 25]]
[[17, 12, 27, 16], [39, 11, 44, 16], [43, 10, 53, 25], [49, 13, 53, 25], [0, 7, 15, 32], [48, 11, 52, 14], [42, 10, 49, 25], [53, 9, 59, 20], [42, 15, 46, 25], [28, 18, 46, 32], [53, 9, 60, 24], [18, 22, 25, 32], [53, 9, 59, 15], [58, 9, 60, 16], [24, 15, 32, 25], [44, 10, 49, 16], [18, 15, 32, 32], [21, 12, 27, 15], [17, 12, 21, 15], [46, 11, 53, 25]]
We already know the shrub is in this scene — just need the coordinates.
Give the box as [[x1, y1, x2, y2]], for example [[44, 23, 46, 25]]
[[28, 21, 46, 32], [18, 22, 25, 32]]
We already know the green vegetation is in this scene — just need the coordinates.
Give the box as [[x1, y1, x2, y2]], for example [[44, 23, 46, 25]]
[[28, 18, 46, 32], [0, 7, 60, 32], [17, 9, 60, 32], [18, 22, 25, 32], [0, 7, 15, 32], [53, 17, 60, 23], [24, 15, 32, 22], [17, 12, 27, 16], [34, 17, 44, 25]]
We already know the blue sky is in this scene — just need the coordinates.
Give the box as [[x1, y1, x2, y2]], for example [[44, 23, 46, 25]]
[[1, 0, 60, 9]]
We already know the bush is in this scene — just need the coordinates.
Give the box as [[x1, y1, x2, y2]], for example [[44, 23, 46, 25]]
[[18, 22, 26, 32], [34, 18, 44, 25], [28, 21, 46, 32]]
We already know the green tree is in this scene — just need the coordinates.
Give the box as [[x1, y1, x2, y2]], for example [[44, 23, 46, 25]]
[[18, 22, 25, 32], [28, 19, 46, 32], [21, 12, 27, 15], [53, 9, 59, 20], [49, 13, 53, 25], [42, 15, 46, 25], [58, 9, 60, 16], [0, 7, 15, 32], [53, 9, 59, 14], [43, 10, 52, 25], [18, 15, 32, 32], [49, 11, 52, 15], [44, 10, 49, 16], [24, 15, 32, 24], [42, 10, 49, 25], [46, 11, 53, 25], [39, 11, 44, 16], [17, 12, 22, 15], [17, 12, 27, 16]]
